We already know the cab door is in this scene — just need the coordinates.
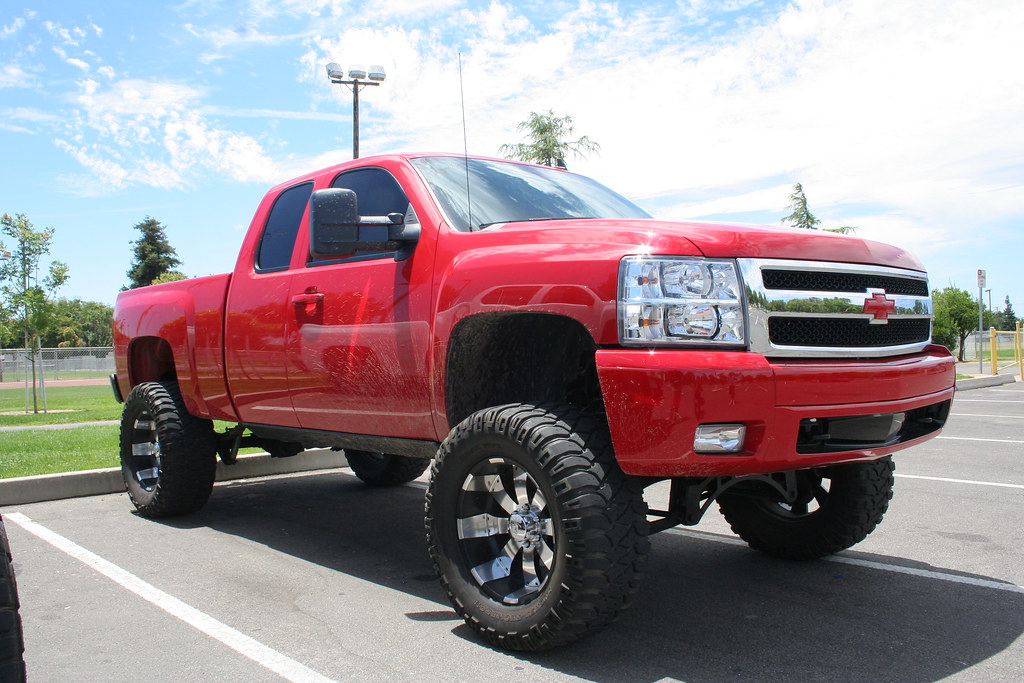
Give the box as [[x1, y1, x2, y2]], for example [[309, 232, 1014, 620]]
[[285, 167, 436, 439], [224, 181, 312, 427]]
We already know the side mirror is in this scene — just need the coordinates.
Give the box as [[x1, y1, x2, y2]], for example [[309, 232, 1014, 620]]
[[309, 188, 420, 260]]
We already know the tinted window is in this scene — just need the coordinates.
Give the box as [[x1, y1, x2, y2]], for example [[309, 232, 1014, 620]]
[[256, 182, 313, 272], [410, 156, 650, 232], [331, 167, 409, 216]]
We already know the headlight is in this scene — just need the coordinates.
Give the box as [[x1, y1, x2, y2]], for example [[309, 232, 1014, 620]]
[[619, 256, 747, 346]]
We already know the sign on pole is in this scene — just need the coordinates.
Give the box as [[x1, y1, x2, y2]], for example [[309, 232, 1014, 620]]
[[977, 270, 986, 373]]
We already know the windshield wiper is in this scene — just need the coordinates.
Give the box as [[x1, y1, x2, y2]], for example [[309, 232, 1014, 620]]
[[477, 216, 596, 230]]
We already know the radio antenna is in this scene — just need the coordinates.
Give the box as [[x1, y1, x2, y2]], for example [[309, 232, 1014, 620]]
[[458, 52, 474, 230]]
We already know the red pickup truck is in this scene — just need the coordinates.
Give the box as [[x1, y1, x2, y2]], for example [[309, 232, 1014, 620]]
[[112, 153, 955, 650]]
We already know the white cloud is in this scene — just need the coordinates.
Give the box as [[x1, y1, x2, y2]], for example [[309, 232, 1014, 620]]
[[43, 20, 81, 45], [2, 17, 26, 38], [0, 64, 33, 88], [66, 58, 90, 72], [53, 78, 283, 192]]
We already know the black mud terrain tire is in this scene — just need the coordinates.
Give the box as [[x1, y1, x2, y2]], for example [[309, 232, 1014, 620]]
[[426, 404, 649, 651], [119, 381, 218, 518], [346, 450, 430, 486], [718, 457, 895, 560], [0, 515, 26, 683]]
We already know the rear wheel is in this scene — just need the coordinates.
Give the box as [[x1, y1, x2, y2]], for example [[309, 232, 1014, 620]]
[[119, 381, 218, 517], [346, 450, 430, 486], [0, 515, 26, 683], [718, 457, 894, 560], [426, 403, 649, 650]]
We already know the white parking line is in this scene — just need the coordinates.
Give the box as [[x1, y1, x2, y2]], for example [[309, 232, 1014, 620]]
[[666, 528, 1024, 595], [951, 413, 1024, 419], [955, 399, 1024, 403], [895, 473, 1024, 490], [5, 512, 335, 683], [937, 436, 1024, 444]]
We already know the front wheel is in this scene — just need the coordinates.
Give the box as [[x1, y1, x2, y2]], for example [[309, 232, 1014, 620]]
[[119, 381, 218, 518], [426, 404, 649, 651], [717, 457, 895, 560]]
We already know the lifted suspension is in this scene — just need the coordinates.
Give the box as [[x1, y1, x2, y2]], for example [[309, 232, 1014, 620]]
[[646, 471, 801, 533]]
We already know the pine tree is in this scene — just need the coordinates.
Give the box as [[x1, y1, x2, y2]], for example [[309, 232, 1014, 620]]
[[126, 217, 182, 289], [998, 296, 1017, 330], [781, 184, 857, 234]]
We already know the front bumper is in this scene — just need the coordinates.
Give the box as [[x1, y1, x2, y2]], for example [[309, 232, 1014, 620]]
[[595, 345, 955, 477]]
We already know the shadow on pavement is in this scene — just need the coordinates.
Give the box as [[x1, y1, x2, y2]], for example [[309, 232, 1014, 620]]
[[157, 470, 1023, 682]]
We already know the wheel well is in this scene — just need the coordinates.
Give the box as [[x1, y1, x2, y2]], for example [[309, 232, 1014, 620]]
[[445, 313, 601, 427], [128, 337, 177, 386]]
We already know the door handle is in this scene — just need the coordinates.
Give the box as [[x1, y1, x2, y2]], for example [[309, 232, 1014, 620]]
[[292, 290, 324, 316], [291, 292, 325, 306]]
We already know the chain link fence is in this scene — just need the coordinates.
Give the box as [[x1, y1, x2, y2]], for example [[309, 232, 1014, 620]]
[[0, 347, 115, 385]]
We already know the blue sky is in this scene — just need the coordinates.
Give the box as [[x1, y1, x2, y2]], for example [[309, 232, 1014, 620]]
[[1, 0, 1022, 313]]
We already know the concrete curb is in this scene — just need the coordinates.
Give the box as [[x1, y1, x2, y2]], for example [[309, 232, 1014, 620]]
[[0, 449, 348, 507], [955, 375, 1017, 391]]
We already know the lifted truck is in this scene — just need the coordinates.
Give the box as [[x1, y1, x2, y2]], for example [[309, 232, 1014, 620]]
[[112, 153, 955, 650]]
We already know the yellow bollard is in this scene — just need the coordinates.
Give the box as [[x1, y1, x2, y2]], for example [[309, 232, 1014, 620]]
[[1018, 320, 1023, 379], [990, 327, 997, 376]]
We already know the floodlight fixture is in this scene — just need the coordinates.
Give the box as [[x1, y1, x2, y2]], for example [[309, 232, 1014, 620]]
[[367, 65, 386, 82], [348, 65, 367, 80], [325, 62, 345, 80]]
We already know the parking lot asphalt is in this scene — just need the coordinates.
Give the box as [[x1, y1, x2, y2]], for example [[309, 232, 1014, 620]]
[[2, 381, 1022, 682]]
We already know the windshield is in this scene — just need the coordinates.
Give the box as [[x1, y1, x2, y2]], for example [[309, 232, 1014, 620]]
[[410, 156, 651, 232]]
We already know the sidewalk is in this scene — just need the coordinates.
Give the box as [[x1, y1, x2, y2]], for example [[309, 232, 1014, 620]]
[[955, 360, 1020, 390]]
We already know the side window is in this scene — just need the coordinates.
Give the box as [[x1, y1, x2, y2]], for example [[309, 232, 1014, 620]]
[[331, 168, 408, 216], [256, 182, 313, 272]]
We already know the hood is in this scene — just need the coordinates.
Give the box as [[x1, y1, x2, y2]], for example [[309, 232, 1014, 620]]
[[491, 218, 926, 272]]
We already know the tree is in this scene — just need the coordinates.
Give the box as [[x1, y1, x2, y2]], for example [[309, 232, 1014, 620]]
[[126, 217, 182, 289], [498, 110, 600, 168], [40, 298, 114, 348], [995, 296, 1017, 330], [151, 271, 187, 285], [0, 213, 70, 409], [781, 184, 858, 234], [933, 286, 978, 361]]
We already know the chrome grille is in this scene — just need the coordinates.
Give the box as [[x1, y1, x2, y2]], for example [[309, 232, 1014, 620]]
[[739, 258, 933, 359], [761, 270, 929, 297]]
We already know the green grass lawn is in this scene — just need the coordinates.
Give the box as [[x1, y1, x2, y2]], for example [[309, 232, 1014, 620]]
[[978, 347, 1021, 362], [0, 384, 121, 426], [1, 425, 120, 478], [0, 385, 271, 479]]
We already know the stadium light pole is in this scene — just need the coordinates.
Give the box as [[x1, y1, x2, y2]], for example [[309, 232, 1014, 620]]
[[325, 62, 386, 159]]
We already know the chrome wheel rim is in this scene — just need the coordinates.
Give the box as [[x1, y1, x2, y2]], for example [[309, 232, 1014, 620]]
[[456, 458, 556, 605], [128, 413, 161, 491]]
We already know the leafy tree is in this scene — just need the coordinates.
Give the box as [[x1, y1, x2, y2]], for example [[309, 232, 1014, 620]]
[[933, 286, 978, 361], [126, 217, 182, 289], [40, 298, 114, 348], [498, 110, 600, 168], [782, 184, 858, 234], [151, 271, 187, 285], [0, 212, 70, 408]]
